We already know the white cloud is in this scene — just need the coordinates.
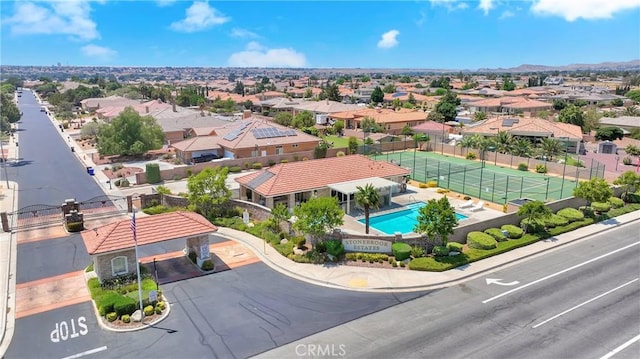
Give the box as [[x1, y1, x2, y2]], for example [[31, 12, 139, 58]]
[[429, 0, 469, 11], [530, 0, 640, 21], [81, 44, 117, 60], [478, 0, 494, 15], [170, 1, 230, 33], [230, 27, 260, 38], [228, 42, 307, 68], [3, 0, 99, 41], [499, 10, 514, 20], [377, 30, 400, 49]]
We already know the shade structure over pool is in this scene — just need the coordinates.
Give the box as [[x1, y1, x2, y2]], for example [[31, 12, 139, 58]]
[[327, 177, 399, 214]]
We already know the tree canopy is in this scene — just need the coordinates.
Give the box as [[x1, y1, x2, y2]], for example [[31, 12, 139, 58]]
[[613, 171, 640, 202], [516, 200, 552, 234], [558, 105, 585, 130], [293, 196, 344, 242], [414, 197, 458, 245], [354, 184, 380, 234], [595, 127, 624, 141], [624, 89, 640, 103], [96, 107, 165, 156], [187, 166, 232, 219], [370, 86, 384, 104], [573, 178, 613, 206], [433, 91, 460, 122]]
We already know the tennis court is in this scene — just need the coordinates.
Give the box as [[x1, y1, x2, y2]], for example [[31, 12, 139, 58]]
[[376, 151, 578, 203]]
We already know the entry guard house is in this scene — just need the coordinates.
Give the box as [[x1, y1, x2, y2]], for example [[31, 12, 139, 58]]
[[81, 211, 218, 283], [235, 154, 410, 213]]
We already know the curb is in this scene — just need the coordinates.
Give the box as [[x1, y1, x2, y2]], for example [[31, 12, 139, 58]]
[[217, 213, 640, 293], [0, 182, 18, 358]]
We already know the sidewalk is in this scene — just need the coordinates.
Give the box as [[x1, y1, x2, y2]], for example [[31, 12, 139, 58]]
[[216, 211, 640, 293]]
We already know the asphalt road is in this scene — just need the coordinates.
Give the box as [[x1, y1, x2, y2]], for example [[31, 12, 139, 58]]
[[8, 89, 105, 208], [256, 222, 640, 359], [6, 261, 426, 359]]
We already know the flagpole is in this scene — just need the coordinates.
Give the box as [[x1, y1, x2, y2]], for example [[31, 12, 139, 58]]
[[132, 209, 144, 319]]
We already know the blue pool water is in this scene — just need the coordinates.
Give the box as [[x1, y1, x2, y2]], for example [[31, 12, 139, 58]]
[[359, 202, 468, 235]]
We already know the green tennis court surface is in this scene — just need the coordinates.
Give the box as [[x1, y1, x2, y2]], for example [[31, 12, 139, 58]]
[[375, 151, 579, 203]]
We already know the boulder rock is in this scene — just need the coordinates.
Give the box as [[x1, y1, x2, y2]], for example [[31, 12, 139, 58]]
[[131, 310, 143, 322]]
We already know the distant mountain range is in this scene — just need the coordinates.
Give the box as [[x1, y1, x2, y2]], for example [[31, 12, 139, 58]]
[[476, 60, 640, 73]]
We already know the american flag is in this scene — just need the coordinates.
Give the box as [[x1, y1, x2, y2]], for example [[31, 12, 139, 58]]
[[130, 211, 137, 243]]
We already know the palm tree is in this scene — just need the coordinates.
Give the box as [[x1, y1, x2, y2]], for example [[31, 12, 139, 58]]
[[538, 138, 562, 161], [512, 138, 533, 158], [624, 105, 640, 116], [355, 183, 380, 234], [493, 131, 513, 153]]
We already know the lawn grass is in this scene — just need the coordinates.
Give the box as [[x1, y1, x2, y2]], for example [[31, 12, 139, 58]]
[[323, 135, 361, 149]]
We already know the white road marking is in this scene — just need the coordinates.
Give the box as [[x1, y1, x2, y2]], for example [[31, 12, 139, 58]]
[[485, 278, 520, 286], [60, 346, 107, 359], [599, 333, 640, 359], [482, 240, 640, 304], [532, 278, 639, 328]]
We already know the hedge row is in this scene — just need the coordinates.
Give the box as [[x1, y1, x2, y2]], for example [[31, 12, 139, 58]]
[[557, 208, 584, 222], [467, 231, 498, 250], [500, 225, 523, 239], [484, 228, 507, 242]]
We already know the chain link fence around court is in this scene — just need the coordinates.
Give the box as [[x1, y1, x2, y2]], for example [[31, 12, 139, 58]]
[[370, 149, 606, 204]]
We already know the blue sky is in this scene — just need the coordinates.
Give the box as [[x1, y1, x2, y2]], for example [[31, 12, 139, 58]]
[[1, 0, 639, 69]]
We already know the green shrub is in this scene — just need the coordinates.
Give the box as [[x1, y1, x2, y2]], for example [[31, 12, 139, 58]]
[[155, 306, 163, 315], [201, 259, 214, 271], [85, 262, 94, 272], [598, 203, 640, 219], [466, 231, 498, 250], [143, 305, 155, 316], [229, 166, 242, 173], [623, 192, 640, 203], [623, 157, 632, 165], [543, 214, 569, 228], [143, 205, 186, 215], [446, 242, 464, 253], [500, 224, 523, 239], [579, 206, 596, 218], [392, 242, 412, 261], [484, 228, 507, 242], [521, 218, 545, 233], [411, 245, 425, 258], [392, 261, 398, 267], [273, 241, 295, 257], [432, 246, 450, 256], [113, 296, 137, 317], [121, 314, 131, 323], [608, 197, 624, 209], [146, 163, 161, 184], [252, 162, 263, 170], [547, 218, 595, 236], [324, 239, 344, 257], [66, 221, 84, 232], [557, 208, 584, 222], [399, 261, 406, 267], [156, 301, 166, 311], [106, 312, 117, 322], [96, 292, 122, 316], [466, 152, 477, 160], [517, 163, 528, 171], [314, 241, 327, 253], [535, 164, 548, 173], [591, 202, 611, 213]]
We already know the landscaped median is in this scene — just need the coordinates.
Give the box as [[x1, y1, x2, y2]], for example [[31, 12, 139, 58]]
[[408, 203, 640, 272], [85, 264, 169, 331]]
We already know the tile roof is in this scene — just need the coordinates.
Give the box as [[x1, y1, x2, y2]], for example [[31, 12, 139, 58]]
[[412, 121, 453, 133], [171, 136, 221, 152], [235, 155, 410, 197], [329, 108, 427, 124], [217, 117, 321, 149], [81, 211, 217, 255], [463, 116, 582, 140]]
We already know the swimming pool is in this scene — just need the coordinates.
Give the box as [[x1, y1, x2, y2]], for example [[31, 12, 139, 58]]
[[359, 202, 468, 235]]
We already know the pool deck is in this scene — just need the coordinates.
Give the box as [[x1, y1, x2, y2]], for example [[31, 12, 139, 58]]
[[341, 184, 506, 235]]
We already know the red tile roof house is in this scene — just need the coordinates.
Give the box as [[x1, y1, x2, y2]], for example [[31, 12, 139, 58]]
[[235, 155, 410, 213], [467, 97, 552, 117], [171, 117, 321, 164], [462, 116, 583, 154], [329, 108, 428, 134], [411, 121, 454, 149], [81, 211, 217, 283]]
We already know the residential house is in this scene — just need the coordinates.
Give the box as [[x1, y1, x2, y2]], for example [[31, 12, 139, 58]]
[[462, 116, 583, 154], [235, 155, 410, 213], [171, 116, 321, 163], [598, 116, 640, 133], [467, 97, 552, 116], [81, 95, 140, 111], [329, 108, 428, 134]]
